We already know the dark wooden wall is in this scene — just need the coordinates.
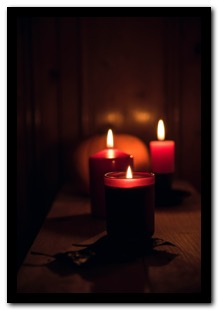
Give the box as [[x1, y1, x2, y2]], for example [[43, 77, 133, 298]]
[[17, 16, 201, 268]]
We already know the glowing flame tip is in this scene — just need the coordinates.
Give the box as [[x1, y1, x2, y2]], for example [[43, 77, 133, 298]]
[[126, 166, 133, 179], [157, 119, 165, 141], [107, 129, 114, 148]]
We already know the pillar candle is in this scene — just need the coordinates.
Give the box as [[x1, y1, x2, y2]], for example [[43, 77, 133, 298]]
[[89, 129, 133, 218], [149, 120, 175, 174], [104, 166, 155, 240]]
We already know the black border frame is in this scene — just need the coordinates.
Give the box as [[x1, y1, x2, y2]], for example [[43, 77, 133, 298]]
[[9, 6, 211, 303]]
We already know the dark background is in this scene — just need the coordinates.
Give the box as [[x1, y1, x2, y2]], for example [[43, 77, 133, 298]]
[[16, 11, 202, 269]]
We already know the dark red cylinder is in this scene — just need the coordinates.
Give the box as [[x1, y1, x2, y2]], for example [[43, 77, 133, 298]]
[[89, 149, 133, 218], [104, 172, 155, 240]]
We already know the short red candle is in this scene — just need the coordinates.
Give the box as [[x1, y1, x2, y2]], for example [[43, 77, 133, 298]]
[[149, 120, 175, 173], [104, 167, 155, 240], [89, 130, 133, 218]]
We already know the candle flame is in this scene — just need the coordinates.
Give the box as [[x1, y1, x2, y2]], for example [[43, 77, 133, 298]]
[[157, 119, 165, 141], [107, 129, 114, 148], [126, 166, 133, 179]]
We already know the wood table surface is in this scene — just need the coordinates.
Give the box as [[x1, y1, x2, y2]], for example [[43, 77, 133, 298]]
[[17, 180, 201, 294]]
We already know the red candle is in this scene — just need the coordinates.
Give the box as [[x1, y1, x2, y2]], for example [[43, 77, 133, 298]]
[[104, 166, 155, 240], [149, 120, 175, 174], [89, 129, 133, 218]]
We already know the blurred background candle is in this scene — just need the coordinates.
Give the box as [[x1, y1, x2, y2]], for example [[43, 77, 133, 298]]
[[150, 120, 175, 174], [149, 119, 175, 194], [89, 129, 133, 218], [104, 166, 155, 240]]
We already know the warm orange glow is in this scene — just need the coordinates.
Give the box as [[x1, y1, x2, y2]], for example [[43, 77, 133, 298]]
[[107, 129, 114, 148], [107, 149, 115, 159], [126, 166, 133, 179], [157, 119, 165, 141], [133, 110, 152, 123]]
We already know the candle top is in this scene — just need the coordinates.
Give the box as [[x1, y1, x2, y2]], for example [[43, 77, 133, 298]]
[[150, 140, 175, 145], [90, 148, 132, 159], [104, 171, 155, 188]]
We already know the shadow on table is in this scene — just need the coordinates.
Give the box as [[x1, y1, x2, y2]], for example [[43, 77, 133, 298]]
[[28, 236, 178, 293], [155, 189, 191, 208]]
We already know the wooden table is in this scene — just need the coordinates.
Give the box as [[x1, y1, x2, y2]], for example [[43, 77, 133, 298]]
[[17, 180, 201, 298]]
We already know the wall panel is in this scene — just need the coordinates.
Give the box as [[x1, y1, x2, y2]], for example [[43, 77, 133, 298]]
[[17, 17, 61, 268], [31, 17, 60, 194], [80, 17, 166, 142], [180, 17, 201, 190], [58, 17, 81, 180]]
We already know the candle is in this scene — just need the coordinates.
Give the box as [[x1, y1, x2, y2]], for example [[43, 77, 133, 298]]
[[149, 120, 175, 194], [149, 120, 175, 173], [104, 166, 155, 240], [89, 129, 133, 218]]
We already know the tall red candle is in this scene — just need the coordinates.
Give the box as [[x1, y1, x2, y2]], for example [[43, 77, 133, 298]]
[[89, 129, 133, 218], [149, 120, 175, 174]]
